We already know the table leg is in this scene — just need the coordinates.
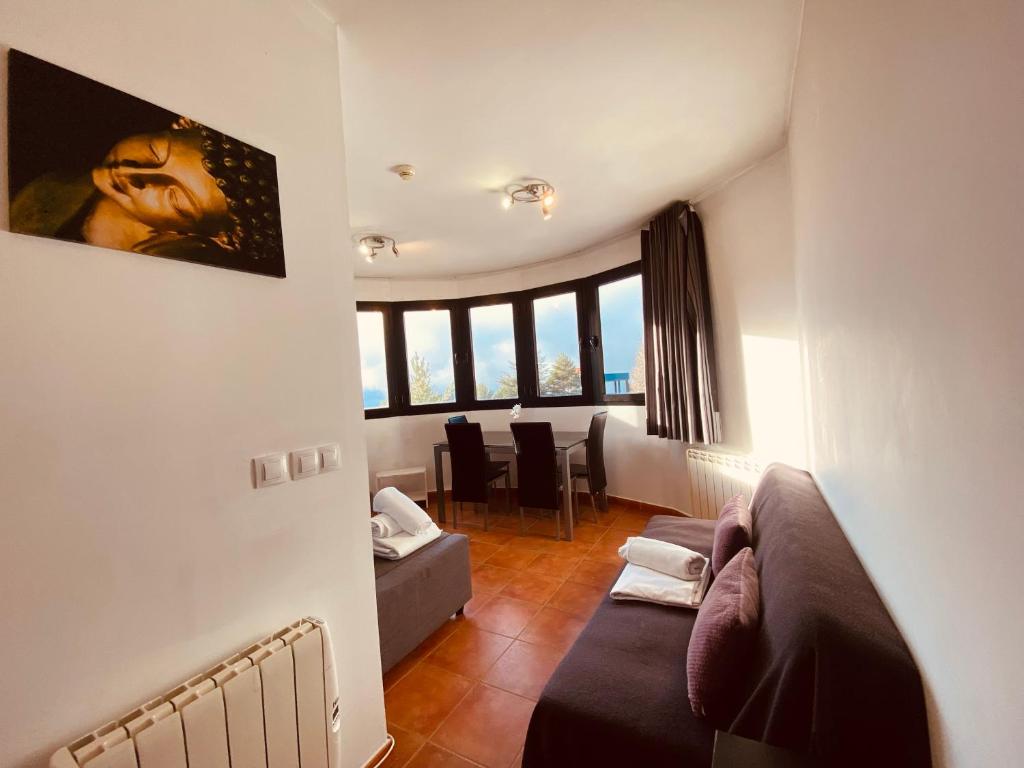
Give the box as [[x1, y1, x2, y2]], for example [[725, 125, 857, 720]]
[[434, 445, 446, 524], [559, 449, 574, 541]]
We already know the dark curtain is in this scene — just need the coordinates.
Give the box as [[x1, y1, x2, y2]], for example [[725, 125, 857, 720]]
[[642, 201, 721, 442]]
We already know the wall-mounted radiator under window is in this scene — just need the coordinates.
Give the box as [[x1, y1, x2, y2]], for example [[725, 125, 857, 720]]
[[686, 447, 764, 520], [51, 618, 341, 768]]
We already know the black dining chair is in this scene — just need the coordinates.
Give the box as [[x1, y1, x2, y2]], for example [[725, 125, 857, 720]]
[[510, 421, 564, 539], [447, 414, 469, 424], [571, 411, 608, 524], [444, 422, 510, 530]]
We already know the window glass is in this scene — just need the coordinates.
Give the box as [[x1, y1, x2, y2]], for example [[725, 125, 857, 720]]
[[470, 303, 518, 400], [356, 311, 389, 409], [598, 274, 646, 395], [533, 292, 582, 397], [403, 309, 456, 405]]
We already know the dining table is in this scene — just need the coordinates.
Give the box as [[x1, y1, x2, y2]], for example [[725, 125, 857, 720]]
[[432, 430, 588, 541]]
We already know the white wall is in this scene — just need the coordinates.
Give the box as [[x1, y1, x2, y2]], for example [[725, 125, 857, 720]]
[[0, 3, 386, 767], [358, 233, 690, 512], [355, 230, 640, 302], [787, 2, 1024, 766], [698, 148, 807, 467]]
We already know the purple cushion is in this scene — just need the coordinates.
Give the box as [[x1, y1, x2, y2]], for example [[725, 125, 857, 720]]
[[712, 494, 752, 576], [687, 546, 760, 724]]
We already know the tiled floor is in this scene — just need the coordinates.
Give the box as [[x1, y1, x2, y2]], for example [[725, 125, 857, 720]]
[[381, 499, 662, 768]]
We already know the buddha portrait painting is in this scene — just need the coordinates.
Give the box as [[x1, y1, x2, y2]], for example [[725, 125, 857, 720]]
[[7, 50, 286, 278]]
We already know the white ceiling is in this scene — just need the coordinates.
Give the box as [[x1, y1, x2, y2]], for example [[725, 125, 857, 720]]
[[328, 0, 803, 278]]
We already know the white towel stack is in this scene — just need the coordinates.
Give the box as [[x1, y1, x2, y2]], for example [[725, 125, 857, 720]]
[[370, 487, 442, 560], [610, 536, 711, 609]]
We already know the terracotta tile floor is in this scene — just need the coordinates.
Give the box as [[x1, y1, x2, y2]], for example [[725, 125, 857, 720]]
[[381, 499, 661, 767]]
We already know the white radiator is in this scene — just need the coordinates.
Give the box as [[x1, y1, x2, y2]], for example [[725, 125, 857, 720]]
[[686, 447, 763, 520], [51, 618, 341, 768]]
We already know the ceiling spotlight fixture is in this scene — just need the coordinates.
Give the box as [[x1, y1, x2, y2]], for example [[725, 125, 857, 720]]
[[501, 180, 556, 220], [357, 234, 399, 264], [391, 164, 416, 181]]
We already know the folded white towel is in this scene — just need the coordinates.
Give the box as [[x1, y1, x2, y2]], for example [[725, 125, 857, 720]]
[[372, 486, 433, 535], [609, 562, 710, 609], [372, 523, 443, 560], [617, 536, 708, 581], [370, 513, 402, 539]]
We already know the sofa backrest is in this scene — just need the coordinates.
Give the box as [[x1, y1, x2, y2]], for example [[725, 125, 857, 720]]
[[731, 464, 931, 767]]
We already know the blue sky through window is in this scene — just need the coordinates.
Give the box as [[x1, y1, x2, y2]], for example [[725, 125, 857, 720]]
[[358, 275, 646, 409], [470, 303, 517, 398], [404, 309, 455, 404], [357, 311, 388, 409], [599, 274, 645, 393], [533, 292, 582, 396]]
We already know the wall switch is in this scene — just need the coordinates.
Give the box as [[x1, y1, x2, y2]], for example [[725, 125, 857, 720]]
[[291, 448, 320, 480], [319, 442, 341, 472], [254, 453, 288, 488]]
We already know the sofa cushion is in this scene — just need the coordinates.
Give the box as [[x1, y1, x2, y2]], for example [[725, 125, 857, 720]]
[[687, 546, 760, 724], [712, 494, 752, 575]]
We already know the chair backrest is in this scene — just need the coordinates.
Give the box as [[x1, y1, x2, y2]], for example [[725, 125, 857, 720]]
[[447, 414, 469, 424], [510, 422, 559, 510], [444, 422, 489, 503], [586, 411, 609, 492]]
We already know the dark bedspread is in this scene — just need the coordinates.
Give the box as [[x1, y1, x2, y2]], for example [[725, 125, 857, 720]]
[[524, 465, 931, 768], [732, 465, 931, 767], [523, 516, 717, 768]]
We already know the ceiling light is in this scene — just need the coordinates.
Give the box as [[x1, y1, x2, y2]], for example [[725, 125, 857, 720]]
[[356, 234, 399, 264], [391, 164, 416, 181], [501, 180, 557, 219]]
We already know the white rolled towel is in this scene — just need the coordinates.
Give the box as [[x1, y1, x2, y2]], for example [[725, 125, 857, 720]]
[[617, 536, 708, 581], [372, 486, 433, 535], [370, 513, 402, 539]]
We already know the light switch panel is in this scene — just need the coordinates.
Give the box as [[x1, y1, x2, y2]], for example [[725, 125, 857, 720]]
[[291, 448, 320, 480], [254, 453, 288, 488], [319, 443, 341, 472]]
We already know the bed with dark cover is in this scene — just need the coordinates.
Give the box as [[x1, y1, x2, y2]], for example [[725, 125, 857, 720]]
[[374, 531, 472, 673], [523, 464, 931, 767]]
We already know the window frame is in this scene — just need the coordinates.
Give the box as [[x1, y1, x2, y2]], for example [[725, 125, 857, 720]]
[[589, 262, 647, 406], [356, 260, 645, 418], [525, 280, 591, 406], [466, 295, 523, 408], [394, 299, 461, 415], [355, 302, 399, 418]]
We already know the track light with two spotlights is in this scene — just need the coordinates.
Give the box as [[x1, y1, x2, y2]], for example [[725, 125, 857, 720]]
[[501, 181, 556, 220], [357, 234, 399, 264]]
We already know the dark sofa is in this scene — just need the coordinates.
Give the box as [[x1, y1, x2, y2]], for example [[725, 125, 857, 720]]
[[374, 531, 472, 673], [524, 464, 931, 767]]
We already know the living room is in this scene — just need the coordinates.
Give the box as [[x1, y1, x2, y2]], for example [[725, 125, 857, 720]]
[[0, 2, 1020, 768]]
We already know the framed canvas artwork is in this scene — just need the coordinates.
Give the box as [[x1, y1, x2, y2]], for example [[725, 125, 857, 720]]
[[6, 49, 286, 278]]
